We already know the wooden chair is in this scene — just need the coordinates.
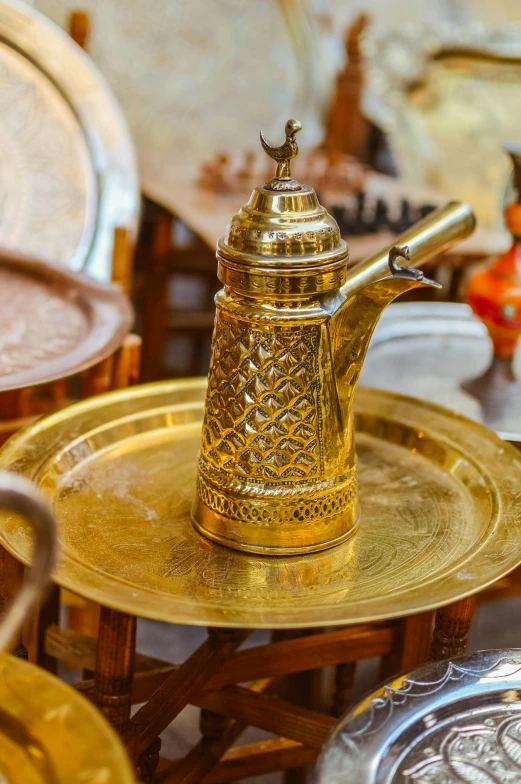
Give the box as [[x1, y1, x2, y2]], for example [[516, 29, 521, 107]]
[[135, 200, 218, 382]]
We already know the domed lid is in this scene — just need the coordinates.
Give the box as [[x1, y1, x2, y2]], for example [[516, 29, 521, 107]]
[[217, 120, 348, 293]]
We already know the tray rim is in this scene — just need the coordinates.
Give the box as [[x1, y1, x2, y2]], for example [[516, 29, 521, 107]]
[[0, 0, 139, 282], [317, 647, 521, 783], [0, 652, 134, 783], [1, 379, 520, 628], [0, 252, 133, 391]]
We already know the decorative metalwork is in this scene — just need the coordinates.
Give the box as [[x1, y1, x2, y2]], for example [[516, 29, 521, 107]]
[[0, 653, 134, 783], [2, 380, 521, 628], [0, 472, 56, 653], [261, 118, 302, 191], [0, 1, 138, 282], [318, 649, 521, 783], [193, 119, 474, 555], [0, 252, 132, 392], [363, 22, 521, 232]]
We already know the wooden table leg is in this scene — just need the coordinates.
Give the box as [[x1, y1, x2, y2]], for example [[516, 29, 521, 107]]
[[126, 626, 249, 779], [137, 737, 162, 784], [141, 205, 172, 382], [430, 596, 476, 661], [93, 607, 162, 779], [36, 583, 60, 673], [379, 611, 434, 681], [0, 546, 27, 658], [94, 607, 137, 736], [198, 627, 243, 740], [332, 661, 356, 718]]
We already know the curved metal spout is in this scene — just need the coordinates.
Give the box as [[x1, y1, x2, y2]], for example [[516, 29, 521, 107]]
[[341, 201, 475, 299], [328, 201, 476, 425]]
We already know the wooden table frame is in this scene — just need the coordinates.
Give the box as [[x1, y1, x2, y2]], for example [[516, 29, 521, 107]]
[[29, 596, 476, 783]]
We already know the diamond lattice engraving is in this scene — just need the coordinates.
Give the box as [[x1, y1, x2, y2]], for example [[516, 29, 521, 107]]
[[199, 316, 323, 487]]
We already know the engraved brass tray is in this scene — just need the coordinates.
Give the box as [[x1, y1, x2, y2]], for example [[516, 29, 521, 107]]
[[0, 253, 132, 392], [0, 652, 133, 783], [1, 380, 521, 628], [362, 302, 521, 442], [318, 648, 521, 783], [0, 0, 138, 283]]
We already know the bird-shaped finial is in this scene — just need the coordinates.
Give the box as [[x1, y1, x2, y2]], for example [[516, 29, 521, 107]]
[[260, 119, 303, 192]]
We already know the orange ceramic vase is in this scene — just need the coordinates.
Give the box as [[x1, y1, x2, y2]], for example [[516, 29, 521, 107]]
[[464, 146, 521, 427]]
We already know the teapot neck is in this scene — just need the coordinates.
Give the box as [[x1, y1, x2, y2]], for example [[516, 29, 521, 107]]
[[216, 248, 348, 300]]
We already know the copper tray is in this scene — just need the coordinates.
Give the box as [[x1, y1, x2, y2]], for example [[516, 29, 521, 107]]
[[0, 652, 133, 783], [0, 0, 138, 282], [362, 302, 521, 442], [0, 253, 132, 391], [1, 379, 521, 628], [318, 648, 521, 783]]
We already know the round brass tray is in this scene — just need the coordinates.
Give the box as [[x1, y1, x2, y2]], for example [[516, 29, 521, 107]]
[[0, 253, 132, 391], [1, 379, 521, 628], [0, 0, 139, 282], [0, 652, 133, 783]]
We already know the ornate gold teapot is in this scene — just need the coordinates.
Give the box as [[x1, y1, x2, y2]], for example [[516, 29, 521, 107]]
[[192, 120, 475, 555]]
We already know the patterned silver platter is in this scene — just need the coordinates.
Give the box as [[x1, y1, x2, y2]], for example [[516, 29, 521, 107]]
[[0, 252, 132, 391], [0, 0, 138, 283], [317, 648, 521, 784], [362, 302, 521, 442], [33, 0, 327, 212]]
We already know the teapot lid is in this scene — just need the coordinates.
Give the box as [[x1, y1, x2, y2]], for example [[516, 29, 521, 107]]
[[217, 120, 349, 295]]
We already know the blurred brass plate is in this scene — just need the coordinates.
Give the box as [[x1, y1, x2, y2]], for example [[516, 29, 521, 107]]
[[0, 0, 138, 282], [34, 0, 324, 208], [0, 652, 134, 783], [1, 379, 520, 628], [0, 253, 132, 391]]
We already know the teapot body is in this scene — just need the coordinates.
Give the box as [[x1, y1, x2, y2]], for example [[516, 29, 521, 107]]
[[193, 288, 358, 554], [191, 118, 475, 556]]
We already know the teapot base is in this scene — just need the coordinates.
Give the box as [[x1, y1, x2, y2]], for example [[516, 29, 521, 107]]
[[191, 497, 360, 556]]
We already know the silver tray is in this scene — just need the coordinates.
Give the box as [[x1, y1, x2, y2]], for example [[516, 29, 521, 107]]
[[0, 0, 139, 282], [362, 301, 521, 442], [318, 648, 521, 783]]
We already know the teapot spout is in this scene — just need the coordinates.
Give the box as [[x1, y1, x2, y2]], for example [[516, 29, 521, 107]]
[[328, 201, 475, 417]]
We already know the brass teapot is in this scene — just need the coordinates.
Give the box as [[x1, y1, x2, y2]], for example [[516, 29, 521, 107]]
[[192, 120, 475, 555]]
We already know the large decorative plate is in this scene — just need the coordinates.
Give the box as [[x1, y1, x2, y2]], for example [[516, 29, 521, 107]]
[[33, 0, 327, 209], [362, 302, 521, 442], [0, 652, 134, 783], [0, 0, 138, 282], [1, 379, 520, 628], [317, 648, 521, 783], [0, 252, 132, 391], [363, 22, 521, 232]]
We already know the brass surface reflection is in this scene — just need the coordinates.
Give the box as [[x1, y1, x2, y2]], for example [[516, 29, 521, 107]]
[[0, 380, 520, 628], [0, 654, 133, 783]]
